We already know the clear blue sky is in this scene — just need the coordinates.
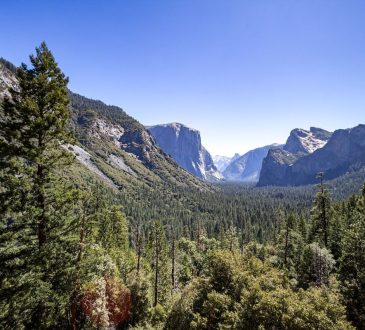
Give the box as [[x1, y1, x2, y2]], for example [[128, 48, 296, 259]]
[[1, 1, 365, 156]]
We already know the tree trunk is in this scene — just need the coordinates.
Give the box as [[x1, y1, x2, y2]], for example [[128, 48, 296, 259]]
[[171, 236, 175, 293], [284, 222, 290, 267], [37, 163, 46, 248], [153, 229, 159, 307], [70, 210, 86, 329], [136, 225, 142, 275]]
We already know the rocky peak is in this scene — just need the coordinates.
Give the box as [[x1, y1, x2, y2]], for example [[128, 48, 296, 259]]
[[258, 124, 365, 186], [148, 123, 222, 181], [284, 127, 332, 155], [90, 118, 124, 142], [0, 58, 209, 191]]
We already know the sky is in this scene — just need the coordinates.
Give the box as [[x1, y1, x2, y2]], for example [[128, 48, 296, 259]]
[[1, 0, 365, 156]]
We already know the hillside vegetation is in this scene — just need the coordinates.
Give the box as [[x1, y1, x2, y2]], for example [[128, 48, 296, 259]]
[[1, 44, 365, 329]]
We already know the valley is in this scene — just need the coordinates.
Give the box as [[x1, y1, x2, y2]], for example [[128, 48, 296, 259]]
[[1, 44, 365, 330]]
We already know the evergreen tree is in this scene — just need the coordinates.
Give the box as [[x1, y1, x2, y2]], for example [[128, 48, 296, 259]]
[[99, 206, 129, 253], [299, 242, 335, 288], [329, 211, 344, 261], [132, 221, 144, 275], [310, 172, 332, 247], [276, 214, 304, 279], [339, 189, 365, 329], [127, 274, 151, 327], [70, 191, 101, 330], [148, 221, 170, 307], [0, 42, 78, 328]]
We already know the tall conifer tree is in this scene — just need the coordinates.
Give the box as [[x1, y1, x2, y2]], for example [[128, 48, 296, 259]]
[[0, 42, 78, 328], [310, 172, 332, 247]]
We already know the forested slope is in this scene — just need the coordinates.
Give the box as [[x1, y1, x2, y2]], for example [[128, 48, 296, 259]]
[[1, 45, 365, 330]]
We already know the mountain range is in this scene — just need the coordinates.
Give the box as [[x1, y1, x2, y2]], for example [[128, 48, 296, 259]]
[[2, 57, 365, 189], [0, 59, 209, 194], [258, 125, 365, 186]]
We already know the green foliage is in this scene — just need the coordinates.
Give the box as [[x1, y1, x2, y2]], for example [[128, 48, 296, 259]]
[[2, 46, 365, 330], [276, 213, 305, 280], [339, 194, 365, 329], [310, 174, 332, 247], [166, 250, 352, 330], [299, 243, 335, 288], [127, 273, 151, 327], [148, 221, 171, 308], [0, 42, 78, 328]]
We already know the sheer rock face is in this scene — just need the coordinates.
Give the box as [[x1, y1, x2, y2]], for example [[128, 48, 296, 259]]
[[287, 125, 365, 185], [258, 125, 365, 186], [258, 127, 332, 186], [257, 148, 301, 186], [148, 123, 223, 181]]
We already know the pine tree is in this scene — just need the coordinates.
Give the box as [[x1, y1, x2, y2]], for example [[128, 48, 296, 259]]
[[329, 211, 344, 260], [170, 226, 177, 293], [339, 187, 365, 329], [310, 172, 332, 247], [276, 213, 304, 279], [132, 221, 144, 275], [99, 206, 129, 254], [0, 42, 78, 328], [70, 191, 101, 330], [148, 221, 170, 307], [223, 224, 240, 252]]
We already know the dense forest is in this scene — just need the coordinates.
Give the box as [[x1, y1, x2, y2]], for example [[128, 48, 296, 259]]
[[1, 44, 365, 329]]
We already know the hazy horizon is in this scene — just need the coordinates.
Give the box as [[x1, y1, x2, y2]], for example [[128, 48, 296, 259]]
[[2, 0, 365, 156]]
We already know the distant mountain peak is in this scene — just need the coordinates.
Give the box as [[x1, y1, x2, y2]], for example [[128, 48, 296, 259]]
[[223, 144, 282, 182], [257, 125, 365, 187], [284, 127, 332, 154], [1, 58, 209, 192], [213, 153, 240, 172], [148, 122, 198, 132], [148, 123, 222, 181]]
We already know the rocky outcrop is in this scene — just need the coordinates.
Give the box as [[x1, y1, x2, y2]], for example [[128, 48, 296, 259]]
[[148, 123, 223, 181], [286, 124, 365, 185], [258, 127, 332, 186], [223, 145, 281, 182], [285, 127, 331, 154], [257, 148, 300, 186], [0, 59, 18, 99], [257, 125, 365, 186]]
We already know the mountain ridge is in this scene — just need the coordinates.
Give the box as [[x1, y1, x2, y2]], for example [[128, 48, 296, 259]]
[[4, 58, 365, 189], [0, 59, 211, 193], [257, 125, 365, 186]]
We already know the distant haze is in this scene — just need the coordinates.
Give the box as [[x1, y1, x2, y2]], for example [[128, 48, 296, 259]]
[[2, 0, 365, 156]]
